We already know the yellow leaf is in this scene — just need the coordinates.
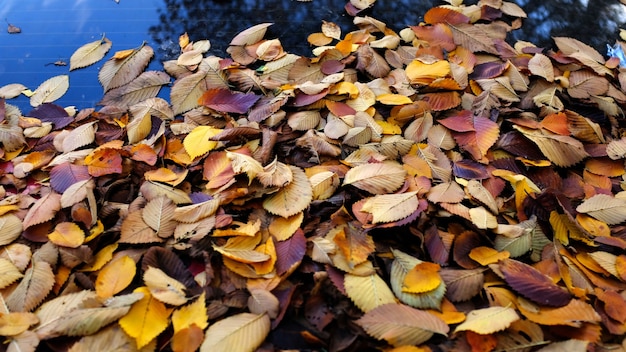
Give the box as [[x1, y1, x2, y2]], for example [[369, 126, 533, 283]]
[[377, 93, 413, 105], [309, 171, 340, 200], [143, 266, 188, 306], [172, 293, 208, 334], [48, 222, 85, 248], [96, 255, 136, 299], [247, 289, 280, 318], [390, 249, 446, 310], [183, 126, 222, 159], [0, 258, 23, 289], [0, 312, 39, 336], [376, 120, 402, 135], [119, 287, 173, 349], [344, 273, 397, 312], [468, 206, 498, 229], [402, 262, 442, 294], [343, 161, 407, 194], [576, 213, 610, 237], [468, 246, 510, 266], [227, 151, 264, 183], [454, 306, 519, 334], [269, 212, 303, 241], [199, 313, 270, 352], [250, 237, 277, 275]]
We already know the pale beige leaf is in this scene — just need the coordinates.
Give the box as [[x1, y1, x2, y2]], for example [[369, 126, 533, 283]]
[[467, 179, 498, 213], [6, 330, 39, 352], [6, 261, 55, 312], [567, 70, 609, 99], [359, 135, 414, 158], [142, 196, 177, 237], [30, 75, 69, 107], [449, 23, 498, 55], [257, 158, 293, 187], [0, 258, 23, 289], [476, 77, 520, 102], [70, 36, 112, 71], [60, 179, 95, 208], [588, 251, 619, 277], [0, 83, 27, 99], [39, 305, 131, 339], [528, 53, 554, 82], [343, 161, 406, 194], [576, 194, 626, 225], [177, 48, 204, 66], [607, 137, 626, 160], [143, 266, 188, 306], [0, 213, 22, 245], [344, 273, 397, 313], [23, 192, 62, 229], [0, 125, 26, 152], [173, 198, 220, 224], [171, 57, 228, 115], [469, 206, 498, 229], [553, 37, 605, 63], [532, 87, 564, 112], [99, 71, 170, 107], [263, 165, 312, 218], [68, 325, 140, 352], [247, 289, 280, 319], [61, 121, 96, 153], [454, 306, 519, 334], [98, 44, 153, 91], [227, 151, 264, 182], [199, 313, 270, 352], [356, 303, 449, 347], [536, 339, 589, 352], [309, 171, 340, 200], [513, 125, 588, 167], [140, 181, 192, 204], [36, 290, 106, 338], [428, 181, 465, 204], [361, 192, 419, 224], [129, 97, 174, 121], [230, 23, 273, 46], [287, 110, 321, 131]]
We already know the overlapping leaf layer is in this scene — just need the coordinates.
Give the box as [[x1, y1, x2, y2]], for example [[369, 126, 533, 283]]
[[3, 0, 626, 350]]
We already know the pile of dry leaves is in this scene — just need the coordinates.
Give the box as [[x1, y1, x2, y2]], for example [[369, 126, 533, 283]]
[[2, 0, 626, 351]]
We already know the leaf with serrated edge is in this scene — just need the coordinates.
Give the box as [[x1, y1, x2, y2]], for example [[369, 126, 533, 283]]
[[357, 303, 449, 347], [0, 214, 22, 245], [70, 36, 112, 70], [344, 273, 397, 312], [6, 261, 55, 312], [390, 249, 446, 309], [361, 192, 418, 224], [0, 258, 23, 289], [343, 161, 406, 194], [30, 75, 69, 107], [576, 194, 626, 225], [118, 286, 172, 349], [199, 313, 270, 352], [143, 266, 187, 306], [454, 306, 519, 334], [98, 44, 153, 92], [23, 192, 62, 229], [263, 165, 312, 218]]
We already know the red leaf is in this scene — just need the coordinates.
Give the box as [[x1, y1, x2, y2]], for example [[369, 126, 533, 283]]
[[440, 110, 499, 161], [85, 148, 123, 177], [199, 88, 260, 114], [499, 258, 572, 307]]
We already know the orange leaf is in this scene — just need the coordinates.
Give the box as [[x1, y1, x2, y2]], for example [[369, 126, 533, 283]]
[[402, 261, 442, 294], [540, 112, 569, 135], [465, 330, 498, 352], [129, 143, 158, 165]]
